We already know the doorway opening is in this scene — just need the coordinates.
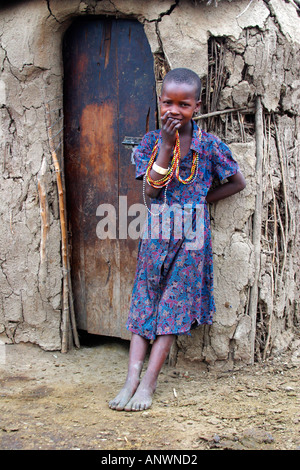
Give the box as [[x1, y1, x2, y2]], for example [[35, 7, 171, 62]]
[[63, 16, 157, 342]]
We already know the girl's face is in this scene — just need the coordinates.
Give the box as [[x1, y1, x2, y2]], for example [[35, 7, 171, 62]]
[[159, 81, 201, 132]]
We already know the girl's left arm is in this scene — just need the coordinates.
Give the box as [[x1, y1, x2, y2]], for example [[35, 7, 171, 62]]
[[206, 171, 246, 204]]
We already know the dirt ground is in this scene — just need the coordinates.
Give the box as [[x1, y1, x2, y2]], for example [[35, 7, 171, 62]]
[[0, 334, 299, 451]]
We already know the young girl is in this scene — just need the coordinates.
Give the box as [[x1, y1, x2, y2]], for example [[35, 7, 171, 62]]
[[109, 68, 246, 412]]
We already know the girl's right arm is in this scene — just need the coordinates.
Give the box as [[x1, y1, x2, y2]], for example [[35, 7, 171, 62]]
[[145, 111, 179, 199]]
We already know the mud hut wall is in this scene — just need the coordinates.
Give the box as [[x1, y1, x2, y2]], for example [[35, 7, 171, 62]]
[[0, 0, 299, 365]]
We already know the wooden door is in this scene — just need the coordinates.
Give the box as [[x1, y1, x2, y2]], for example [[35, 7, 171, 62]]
[[63, 17, 156, 339]]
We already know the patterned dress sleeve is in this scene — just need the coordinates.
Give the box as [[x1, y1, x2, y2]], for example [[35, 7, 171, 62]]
[[211, 137, 240, 181], [133, 131, 157, 180]]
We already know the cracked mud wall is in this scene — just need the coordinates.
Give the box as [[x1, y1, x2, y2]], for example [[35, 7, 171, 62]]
[[0, 0, 299, 366], [160, 0, 300, 367], [0, 0, 182, 350], [0, 2, 64, 349]]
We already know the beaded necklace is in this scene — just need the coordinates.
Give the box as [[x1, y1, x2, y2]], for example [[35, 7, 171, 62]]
[[143, 128, 201, 215]]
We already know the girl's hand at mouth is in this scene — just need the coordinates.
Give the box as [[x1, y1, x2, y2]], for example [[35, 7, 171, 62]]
[[161, 111, 181, 149]]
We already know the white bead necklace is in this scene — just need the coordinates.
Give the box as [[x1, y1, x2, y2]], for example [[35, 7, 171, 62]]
[[142, 153, 199, 216]]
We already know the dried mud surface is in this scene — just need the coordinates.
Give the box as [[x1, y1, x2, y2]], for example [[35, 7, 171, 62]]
[[0, 338, 299, 451]]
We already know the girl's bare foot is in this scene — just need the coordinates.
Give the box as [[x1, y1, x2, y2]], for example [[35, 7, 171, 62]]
[[109, 334, 173, 412], [109, 377, 139, 411], [109, 337, 148, 411], [124, 377, 156, 412]]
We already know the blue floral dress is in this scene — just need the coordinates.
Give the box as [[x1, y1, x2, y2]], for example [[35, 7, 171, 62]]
[[126, 120, 239, 340]]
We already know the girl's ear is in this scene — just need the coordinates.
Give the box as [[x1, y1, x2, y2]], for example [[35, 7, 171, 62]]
[[193, 100, 202, 118], [195, 100, 201, 113]]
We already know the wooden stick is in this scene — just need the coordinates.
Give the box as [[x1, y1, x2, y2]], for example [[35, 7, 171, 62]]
[[45, 103, 71, 353], [194, 106, 255, 121], [249, 96, 264, 364], [263, 114, 275, 361], [67, 250, 80, 348], [237, 111, 246, 142], [37, 178, 49, 263], [273, 116, 289, 284]]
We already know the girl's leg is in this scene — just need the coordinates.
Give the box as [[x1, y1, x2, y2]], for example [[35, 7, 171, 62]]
[[109, 333, 149, 410], [124, 334, 175, 412]]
